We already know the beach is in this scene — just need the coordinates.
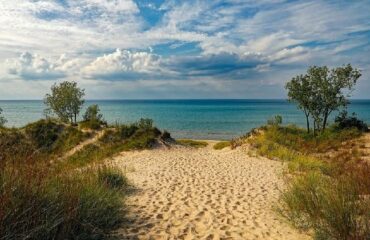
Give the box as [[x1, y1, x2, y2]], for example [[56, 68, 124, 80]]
[[113, 141, 310, 240]]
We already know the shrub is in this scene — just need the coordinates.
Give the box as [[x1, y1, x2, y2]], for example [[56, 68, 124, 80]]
[[24, 119, 63, 151], [135, 118, 153, 130], [0, 107, 6, 127], [267, 115, 283, 126], [80, 104, 106, 130], [160, 130, 172, 141], [118, 124, 138, 139], [280, 172, 370, 240], [177, 139, 208, 148], [213, 141, 231, 150], [334, 111, 368, 132]]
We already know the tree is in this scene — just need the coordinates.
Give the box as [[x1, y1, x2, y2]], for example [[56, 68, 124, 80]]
[[286, 64, 361, 134], [0, 108, 7, 127], [44, 81, 85, 124], [83, 104, 103, 122], [286, 74, 313, 133]]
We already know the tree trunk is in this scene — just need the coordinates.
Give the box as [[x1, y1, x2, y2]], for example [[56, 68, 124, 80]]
[[305, 112, 310, 133], [74, 113, 77, 124], [323, 110, 330, 131]]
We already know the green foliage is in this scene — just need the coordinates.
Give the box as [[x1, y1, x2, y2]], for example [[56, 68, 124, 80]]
[[213, 141, 231, 150], [0, 163, 125, 240], [135, 118, 153, 130], [64, 119, 162, 169], [267, 115, 282, 126], [24, 119, 64, 151], [251, 124, 369, 239], [44, 81, 85, 124], [81, 105, 106, 130], [286, 64, 361, 134], [23, 119, 89, 155], [177, 139, 208, 148], [0, 107, 7, 127], [334, 110, 368, 132], [160, 130, 172, 141]]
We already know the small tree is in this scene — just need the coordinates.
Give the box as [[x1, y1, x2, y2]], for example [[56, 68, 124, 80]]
[[44, 81, 85, 124], [0, 108, 7, 127], [83, 104, 103, 122], [286, 64, 361, 134], [286, 75, 312, 133]]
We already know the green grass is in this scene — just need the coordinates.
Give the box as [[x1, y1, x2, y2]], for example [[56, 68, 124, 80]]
[[249, 124, 370, 239], [177, 139, 208, 148], [213, 141, 231, 150], [0, 118, 165, 239], [0, 163, 126, 240]]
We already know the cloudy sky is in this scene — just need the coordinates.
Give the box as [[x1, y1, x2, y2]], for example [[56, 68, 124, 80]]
[[0, 0, 369, 99]]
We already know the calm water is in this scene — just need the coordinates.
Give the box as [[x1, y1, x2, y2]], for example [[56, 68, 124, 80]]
[[1, 99, 370, 140]]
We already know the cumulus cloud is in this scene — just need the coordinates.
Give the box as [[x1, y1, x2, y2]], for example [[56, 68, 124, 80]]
[[0, 0, 369, 98], [83, 49, 165, 80], [6, 52, 66, 80]]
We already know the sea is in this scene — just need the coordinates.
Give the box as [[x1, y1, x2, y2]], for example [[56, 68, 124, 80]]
[[1, 99, 370, 140]]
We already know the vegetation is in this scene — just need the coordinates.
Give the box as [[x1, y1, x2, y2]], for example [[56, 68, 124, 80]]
[[0, 162, 126, 240], [286, 64, 361, 134], [267, 115, 282, 126], [213, 141, 231, 150], [250, 125, 370, 239], [80, 104, 106, 130], [177, 139, 208, 148], [44, 81, 85, 124], [61, 119, 162, 169], [334, 110, 368, 132], [0, 107, 6, 127]]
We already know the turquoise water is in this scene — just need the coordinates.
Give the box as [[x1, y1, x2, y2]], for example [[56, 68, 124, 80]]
[[1, 100, 370, 140]]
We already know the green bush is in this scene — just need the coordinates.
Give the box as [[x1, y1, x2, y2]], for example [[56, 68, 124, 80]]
[[24, 119, 63, 151], [267, 115, 283, 126], [334, 111, 368, 132], [213, 141, 230, 150], [177, 139, 208, 148]]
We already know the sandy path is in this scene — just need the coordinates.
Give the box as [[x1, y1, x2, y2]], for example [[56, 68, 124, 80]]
[[113, 142, 309, 240]]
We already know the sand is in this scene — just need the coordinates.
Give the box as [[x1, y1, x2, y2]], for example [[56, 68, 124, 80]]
[[113, 141, 310, 240]]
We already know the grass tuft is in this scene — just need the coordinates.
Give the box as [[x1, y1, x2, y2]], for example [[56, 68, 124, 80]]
[[177, 139, 208, 148], [213, 141, 231, 150]]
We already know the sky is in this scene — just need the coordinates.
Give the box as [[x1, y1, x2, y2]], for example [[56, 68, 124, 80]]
[[0, 0, 369, 99]]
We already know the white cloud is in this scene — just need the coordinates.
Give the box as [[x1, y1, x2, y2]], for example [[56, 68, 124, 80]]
[[6, 52, 66, 80], [83, 49, 165, 80]]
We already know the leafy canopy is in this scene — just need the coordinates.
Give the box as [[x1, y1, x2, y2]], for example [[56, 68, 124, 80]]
[[286, 64, 361, 134], [44, 81, 85, 124]]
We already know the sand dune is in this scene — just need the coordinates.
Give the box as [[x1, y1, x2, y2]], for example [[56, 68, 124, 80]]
[[113, 142, 310, 240]]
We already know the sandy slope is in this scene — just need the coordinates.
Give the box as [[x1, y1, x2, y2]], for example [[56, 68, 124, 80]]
[[113, 142, 310, 240]]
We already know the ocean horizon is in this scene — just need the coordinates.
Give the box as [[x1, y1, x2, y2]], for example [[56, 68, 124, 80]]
[[1, 99, 370, 140]]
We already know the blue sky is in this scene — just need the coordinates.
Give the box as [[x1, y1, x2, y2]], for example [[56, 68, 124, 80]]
[[0, 0, 369, 99]]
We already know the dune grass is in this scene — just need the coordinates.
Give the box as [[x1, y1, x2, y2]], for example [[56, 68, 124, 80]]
[[213, 141, 231, 150], [0, 118, 164, 239], [250, 125, 370, 239], [0, 162, 127, 240], [177, 139, 208, 148]]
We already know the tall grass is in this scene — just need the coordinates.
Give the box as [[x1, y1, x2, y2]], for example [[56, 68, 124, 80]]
[[0, 119, 148, 239], [0, 162, 126, 240], [250, 125, 370, 239]]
